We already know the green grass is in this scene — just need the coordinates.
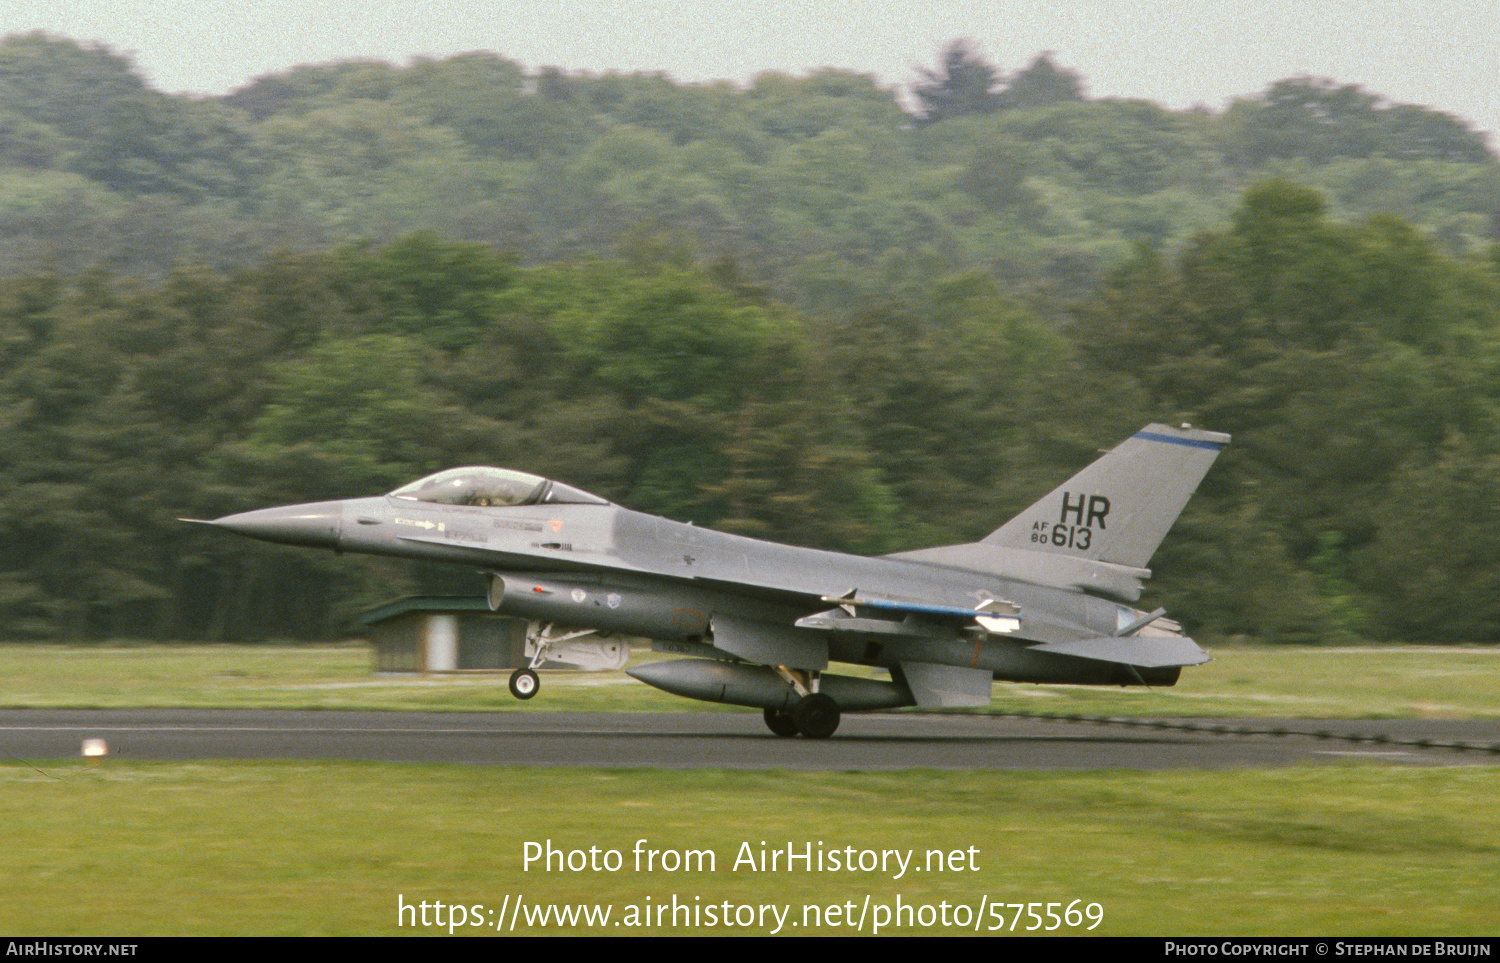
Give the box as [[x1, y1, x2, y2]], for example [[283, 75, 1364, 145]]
[[0, 762, 1495, 936], [0, 642, 1495, 718]]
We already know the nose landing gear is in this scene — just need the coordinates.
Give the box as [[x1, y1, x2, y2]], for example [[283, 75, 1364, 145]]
[[508, 667, 539, 699]]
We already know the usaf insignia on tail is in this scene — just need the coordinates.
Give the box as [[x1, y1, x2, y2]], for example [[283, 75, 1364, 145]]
[[190, 423, 1228, 738]]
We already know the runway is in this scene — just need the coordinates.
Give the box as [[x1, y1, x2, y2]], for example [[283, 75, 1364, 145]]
[[2, 709, 1497, 769]]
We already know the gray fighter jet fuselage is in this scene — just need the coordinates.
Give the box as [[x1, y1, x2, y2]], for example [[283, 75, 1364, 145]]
[[196, 423, 1228, 737]]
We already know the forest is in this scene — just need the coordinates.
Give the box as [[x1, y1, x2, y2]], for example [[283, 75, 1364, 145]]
[[2, 33, 1498, 644]]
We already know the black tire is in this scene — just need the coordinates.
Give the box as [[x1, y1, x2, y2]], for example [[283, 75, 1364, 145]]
[[791, 693, 840, 739], [763, 707, 800, 737], [508, 668, 540, 700]]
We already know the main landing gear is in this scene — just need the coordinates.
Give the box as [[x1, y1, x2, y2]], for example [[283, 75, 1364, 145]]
[[763, 667, 842, 738], [762, 696, 841, 738]]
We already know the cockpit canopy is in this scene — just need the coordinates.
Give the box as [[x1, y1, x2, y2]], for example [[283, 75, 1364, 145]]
[[388, 467, 610, 507]]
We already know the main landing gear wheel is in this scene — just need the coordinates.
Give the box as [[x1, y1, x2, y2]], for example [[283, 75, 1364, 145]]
[[791, 693, 841, 739], [508, 668, 539, 700], [763, 707, 800, 738]]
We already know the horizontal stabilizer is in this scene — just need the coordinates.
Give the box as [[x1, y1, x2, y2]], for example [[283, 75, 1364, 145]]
[[1029, 635, 1209, 669]]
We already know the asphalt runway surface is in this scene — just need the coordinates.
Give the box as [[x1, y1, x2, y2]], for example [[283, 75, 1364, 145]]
[[2, 708, 1498, 769]]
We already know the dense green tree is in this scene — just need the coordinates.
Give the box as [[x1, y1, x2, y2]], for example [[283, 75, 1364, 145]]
[[912, 40, 1004, 126], [954, 131, 1046, 220], [0, 34, 147, 142], [395, 53, 592, 159], [998, 52, 1086, 110], [994, 99, 1212, 195], [747, 69, 904, 142], [221, 61, 402, 121], [1363, 436, 1500, 641], [821, 272, 1067, 546], [1223, 77, 1492, 166], [0, 108, 68, 167], [333, 233, 517, 350], [4, 33, 1497, 301]]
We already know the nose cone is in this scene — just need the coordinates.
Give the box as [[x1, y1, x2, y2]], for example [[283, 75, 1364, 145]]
[[204, 501, 344, 549]]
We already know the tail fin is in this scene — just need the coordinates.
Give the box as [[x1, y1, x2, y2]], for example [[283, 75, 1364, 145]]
[[984, 423, 1229, 569], [888, 424, 1228, 599]]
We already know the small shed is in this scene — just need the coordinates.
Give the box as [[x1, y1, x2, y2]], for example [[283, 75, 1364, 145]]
[[356, 596, 528, 673]]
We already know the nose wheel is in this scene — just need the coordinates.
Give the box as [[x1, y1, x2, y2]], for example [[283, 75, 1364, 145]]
[[508, 668, 539, 699], [506, 621, 604, 701]]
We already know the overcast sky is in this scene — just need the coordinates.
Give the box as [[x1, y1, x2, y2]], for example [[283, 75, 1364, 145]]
[[5, 0, 1497, 141]]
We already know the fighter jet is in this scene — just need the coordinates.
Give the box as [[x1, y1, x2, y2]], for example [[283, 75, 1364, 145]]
[[193, 423, 1227, 737]]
